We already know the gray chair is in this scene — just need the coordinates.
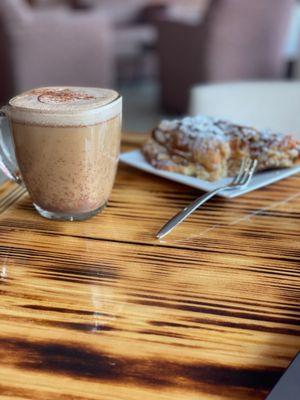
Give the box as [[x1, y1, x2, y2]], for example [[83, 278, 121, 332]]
[[157, 0, 295, 113], [0, 0, 116, 105]]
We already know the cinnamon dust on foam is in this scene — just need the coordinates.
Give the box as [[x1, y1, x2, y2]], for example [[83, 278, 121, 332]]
[[30, 88, 96, 104]]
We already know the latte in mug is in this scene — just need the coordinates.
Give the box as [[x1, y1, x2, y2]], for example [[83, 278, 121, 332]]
[[1, 87, 122, 220]]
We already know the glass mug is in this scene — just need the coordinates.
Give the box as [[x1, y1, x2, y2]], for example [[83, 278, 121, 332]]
[[0, 87, 122, 221]]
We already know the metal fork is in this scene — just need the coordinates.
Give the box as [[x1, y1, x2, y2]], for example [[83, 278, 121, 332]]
[[156, 158, 258, 239]]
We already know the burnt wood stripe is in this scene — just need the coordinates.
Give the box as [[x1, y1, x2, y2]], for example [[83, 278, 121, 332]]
[[1, 337, 283, 392]]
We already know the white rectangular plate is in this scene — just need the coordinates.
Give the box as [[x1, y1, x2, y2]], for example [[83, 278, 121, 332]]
[[120, 150, 300, 198]]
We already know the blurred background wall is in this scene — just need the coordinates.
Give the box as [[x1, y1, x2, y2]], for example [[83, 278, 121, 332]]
[[0, 0, 300, 132]]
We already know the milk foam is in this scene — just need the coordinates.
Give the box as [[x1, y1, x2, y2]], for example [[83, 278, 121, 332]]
[[7, 87, 122, 127]]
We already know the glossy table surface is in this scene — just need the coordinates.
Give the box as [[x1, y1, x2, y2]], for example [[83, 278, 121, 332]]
[[0, 133, 299, 400]]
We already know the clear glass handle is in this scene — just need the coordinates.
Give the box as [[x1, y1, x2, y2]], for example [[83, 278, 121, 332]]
[[0, 110, 22, 185]]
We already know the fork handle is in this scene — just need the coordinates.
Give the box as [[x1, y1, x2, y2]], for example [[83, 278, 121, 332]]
[[156, 187, 225, 239]]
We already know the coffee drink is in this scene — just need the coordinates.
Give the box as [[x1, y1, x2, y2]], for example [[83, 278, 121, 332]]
[[6, 87, 122, 220]]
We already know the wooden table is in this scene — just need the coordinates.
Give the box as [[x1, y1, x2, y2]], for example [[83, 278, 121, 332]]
[[0, 133, 299, 400]]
